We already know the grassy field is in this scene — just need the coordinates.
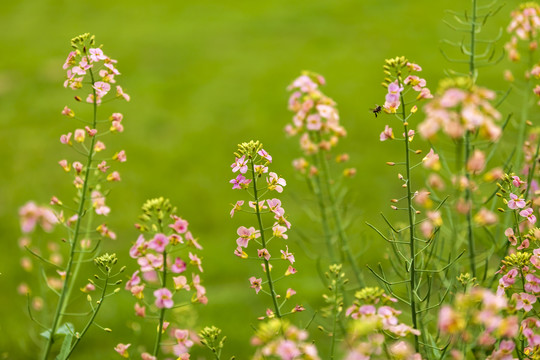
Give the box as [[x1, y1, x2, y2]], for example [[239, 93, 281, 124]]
[[0, 0, 514, 358]]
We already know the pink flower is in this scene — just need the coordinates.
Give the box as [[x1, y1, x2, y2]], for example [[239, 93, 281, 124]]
[[60, 132, 72, 145], [138, 253, 164, 272], [404, 75, 427, 91], [230, 200, 244, 218], [130, 235, 147, 258], [505, 228, 518, 246], [285, 265, 297, 276], [148, 233, 169, 253], [134, 303, 146, 318], [170, 216, 189, 233], [258, 149, 272, 163], [154, 288, 174, 309], [515, 292, 537, 312], [114, 343, 131, 358], [185, 231, 203, 249], [125, 270, 141, 291], [113, 150, 127, 162], [280, 246, 295, 264], [257, 248, 271, 260], [380, 125, 394, 141], [230, 174, 251, 189], [276, 340, 301, 360], [189, 252, 203, 272], [249, 276, 262, 294], [116, 85, 130, 101], [171, 257, 187, 273], [173, 275, 190, 291], [466, 150, 485, 174], [267, 172, 286, 193], [130, 284, 145, 299], [513, 176, 525, 188], [140, 353, 156, 360], [93, 81, 111, 97], [89, 48, 107, 62], [74, 129, 85, 143], [508, 193, 526, 209], [306, 114, 322, 131], [231, 155, 248, 173], [192, 274, 208, 304], [286, 288, 296, 299], [272, 224, 288, 239], [288, 74, 318, 92], [525, 274, 540, 293], [520, 207, 537, 224], [236, 226, 260, 248], [107, 171, 121, 182]]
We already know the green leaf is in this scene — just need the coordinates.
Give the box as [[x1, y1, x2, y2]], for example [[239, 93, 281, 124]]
[[40, 323, 75, 340], [55, 332, 73, 360]]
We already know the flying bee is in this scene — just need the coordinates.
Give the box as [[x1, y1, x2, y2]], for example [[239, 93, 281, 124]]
[[371, 105, 382, 118]]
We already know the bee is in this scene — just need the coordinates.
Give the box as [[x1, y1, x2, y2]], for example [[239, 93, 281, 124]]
[[371, 105, 382, 118]]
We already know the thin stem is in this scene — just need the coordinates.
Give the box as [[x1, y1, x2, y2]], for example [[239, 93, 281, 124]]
[[309, 149, 336, 263], [42, 64, 99, 360], [329, 273, 340, 359], [516, 48, 535, 173], [525, 139, 540, 201], [316, 136, 364, 287], [469, 0, 477, 79], [65, 272, 110, 358], [464, 131, 476, 278], [400, 93, 419, 351], [250, 159, 281, 318], [153, 249, 168, 357]]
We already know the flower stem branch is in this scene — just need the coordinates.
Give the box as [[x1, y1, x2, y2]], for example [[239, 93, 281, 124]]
[[250, 159, 281, 318]]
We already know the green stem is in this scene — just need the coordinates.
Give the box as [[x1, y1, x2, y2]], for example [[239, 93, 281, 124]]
[[516, 48, 535, 173], [525, 139, 540, 201], [42, 64, 99, 360], [58, 211, 94, 327], [309, 150, 336, 263], [250, 159, 281, 318], [315, 134, 364, 287], [469, 0, 477, 78], [329, 274, 340, 359], [400, 94, 419, 351], [153, 249, 168, 357], [65, 271, 110, 358], [464, 131, 476, 278]]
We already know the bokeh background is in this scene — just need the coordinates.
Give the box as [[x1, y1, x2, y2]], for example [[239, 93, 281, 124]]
[[0, 0, 514, 358]]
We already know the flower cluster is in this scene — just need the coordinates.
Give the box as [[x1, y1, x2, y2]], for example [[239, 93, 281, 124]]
[[230, 141, 301, 318], [438, 287, 520, 359], [17, 202, 64, 311], [499, 174, 538, 233], [344, 287, 421, 360], [378, 56, 432, 143], [506, 2, 540, 62], [63, 33, 130, 104], [123, 197, 205, 359], [285, 72, 355, 177], [18, 201, 57, 234], [418, 77, 502, 141], [250, 319, 320, 360], [55, 34, 129, 243], [380, 57, 432, 116]]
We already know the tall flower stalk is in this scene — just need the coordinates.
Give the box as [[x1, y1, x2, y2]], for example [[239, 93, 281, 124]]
[[369, 56, 464, 358], [34, 33, 129, 359], [230, 141, 302, 319], [286, 72, 363, 287], [121, 197, 206, 359]]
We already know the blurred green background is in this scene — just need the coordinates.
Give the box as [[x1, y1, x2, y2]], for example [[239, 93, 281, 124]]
[[0, 0, 514, 358]]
